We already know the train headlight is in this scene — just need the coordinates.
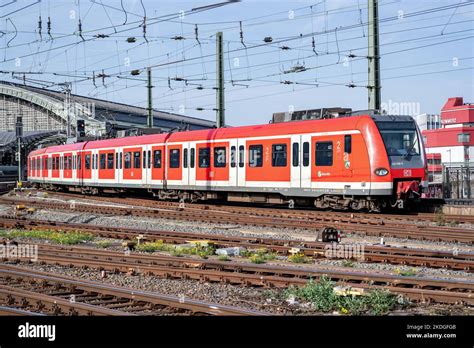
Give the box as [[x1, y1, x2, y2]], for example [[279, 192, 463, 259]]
[[375, 168, 389, 176]]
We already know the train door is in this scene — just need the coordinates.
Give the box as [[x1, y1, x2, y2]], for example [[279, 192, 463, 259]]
[[290, 135, 301, 188], [300, 134, 312, 188], [180, 143, 188, 187], [229, 139, 238, 187], [115, 148, 122, 187], [142, 145, 152, 188], [188, 143, 196, 187], [237, 139, 246, 187], [42, 155, 48, 182]]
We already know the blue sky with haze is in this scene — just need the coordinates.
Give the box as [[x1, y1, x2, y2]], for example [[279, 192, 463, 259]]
[[1, 0, 473, 126]]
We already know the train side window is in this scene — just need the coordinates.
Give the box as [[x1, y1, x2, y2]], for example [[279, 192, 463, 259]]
[[169, 149, 180, 168], [292, 143, 299, 167], [148, 150, 151, 168], [133, 151, 141, 169], [190, 148, 195, 168], [303, 142, 310, 167], [183, 148, 188, 168], [124, 152, 131, 169], [85, 155, 91, 170], [153, 150, 162, 168], [119, 152, 123, 169], [142, 151, 147, 169], [115, 153, 119, 169], [107, 153, 114, 169], [77, 155, 82, 170], [56, 157, 60, 170], [272, 144, 287, 167], [238, 145, 244, 168], [230, 146, 236, 168], [249, 145, 263, 167], [344, 135, 352, 154], [100, 154, 106, 169], [214, 147, 226, 168], [315, 141, 333, 166], [199, 148, 210, 168], [68, 156, 72, 170]]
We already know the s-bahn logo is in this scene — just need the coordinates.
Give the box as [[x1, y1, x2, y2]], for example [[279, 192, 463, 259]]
[[403, 169, 412, 177], [318, 171, 330, 178]]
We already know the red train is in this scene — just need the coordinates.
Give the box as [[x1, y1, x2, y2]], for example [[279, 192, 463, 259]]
[[27, 115, 427, 212]]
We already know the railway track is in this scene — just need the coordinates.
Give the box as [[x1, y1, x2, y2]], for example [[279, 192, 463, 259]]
[[0, 215, 473, 271], [42, 189, 474, 225], [2, 195, 473, 244], [0, 264, 267, 316], [3, 243, 473, 305]]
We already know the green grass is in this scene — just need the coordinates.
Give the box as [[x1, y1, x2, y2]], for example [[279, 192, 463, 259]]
[[288, 252, 311, 264], [284, 276, 402, 315], [218, 254, 231, 262], [342, 259, 355, 268], [249, 253, 266, 264], [0, 228, 93, 245], [136, 240, 216, 259]]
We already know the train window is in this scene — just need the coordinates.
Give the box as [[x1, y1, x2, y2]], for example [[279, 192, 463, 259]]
[[107, 153, 114, 169], [153, 150, 162, 168], [77, 155, 82, 170], [170, 149, 180, 168], [190, 148, 195, 168], [183, 148, 188, 168], [249, 145, 263, 167], [143, 151, 147, 169], [214, 147, 226, 168], [230, 146, 236, 168], [96, 154, 99, 169], [133, 151, 141, 169], [100, 154, 106, 170], [85, 155, 91, 170], [315, 141, 333, 166], [148, 150, 151, 168], [119, 152, 123, 169], [303, 142, 310, 167], [124, 152, 131, 169], [344, 135, 352, 154], [56, 157, 60, 170], [272, 144, 287, 167], [199, 148, 210, 168], [91, 155, 94, 170], [115, 153, 119, 169], [68, 156, 72, 170], [52, 157, 56, 170], [239, 145, 244, 168], [292, 143, 299, 167], [73, 156, 76, 170]]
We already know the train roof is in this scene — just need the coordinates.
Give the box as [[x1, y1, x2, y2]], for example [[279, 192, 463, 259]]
[[29, 115, 380, 156]]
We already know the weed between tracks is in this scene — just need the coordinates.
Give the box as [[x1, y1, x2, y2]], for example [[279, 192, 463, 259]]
[[136, 240, 216, 259], [0, 229, 93, 245], [283, 276, 406, 315]]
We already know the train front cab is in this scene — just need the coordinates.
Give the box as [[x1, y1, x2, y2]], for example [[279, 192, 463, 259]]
[[373, 116, 427, 208]]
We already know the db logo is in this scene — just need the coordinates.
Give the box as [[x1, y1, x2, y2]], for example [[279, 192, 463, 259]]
[[403, 169, 412, 177]]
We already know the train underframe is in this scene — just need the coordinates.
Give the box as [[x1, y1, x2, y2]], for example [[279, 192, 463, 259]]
[[34, 179, 422, 213]]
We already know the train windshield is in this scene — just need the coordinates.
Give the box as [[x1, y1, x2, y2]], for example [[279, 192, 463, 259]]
[[380, 130, 420, 157], [375, 119, 424, 168]]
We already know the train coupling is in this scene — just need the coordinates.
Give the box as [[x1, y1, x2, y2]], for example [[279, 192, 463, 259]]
[[317, 227, 341, 243]]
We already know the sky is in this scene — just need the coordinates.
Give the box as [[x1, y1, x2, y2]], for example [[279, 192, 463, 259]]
[[1, 0, 473, 126]]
